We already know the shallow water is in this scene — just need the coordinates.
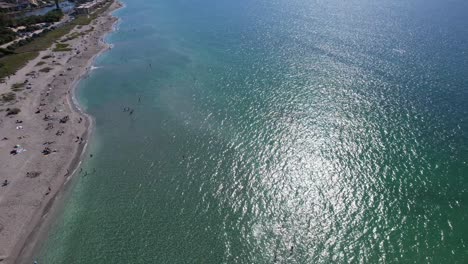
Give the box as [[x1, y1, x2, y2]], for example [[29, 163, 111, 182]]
[[40, 0, 468, 263]]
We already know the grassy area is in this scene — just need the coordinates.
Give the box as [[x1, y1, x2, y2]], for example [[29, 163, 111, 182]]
[[1, 92, 16, 103], [73, 16, 94, 26], [39, 67, 53, 73], [0, 0, 115, 79], [60, 27, 94, 42], [54, 47, 72, 52], [60, 32, 81, 42], [11, 82, 26, 91], [14, 24, 75, 54], [0, 52, 38, 79], [6, 107, 21, 115], [53, 42, 72, 52], [0, 24, 72, 79]]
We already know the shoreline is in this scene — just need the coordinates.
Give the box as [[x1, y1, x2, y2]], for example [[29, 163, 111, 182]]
[[0, 1, 123, 263], [15, 16, 114, 264]]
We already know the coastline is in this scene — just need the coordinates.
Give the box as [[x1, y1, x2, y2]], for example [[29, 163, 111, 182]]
[[0, 1, 123, 263]]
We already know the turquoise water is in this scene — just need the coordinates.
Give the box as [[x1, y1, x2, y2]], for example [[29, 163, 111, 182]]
[[40, 0, 468, 263]]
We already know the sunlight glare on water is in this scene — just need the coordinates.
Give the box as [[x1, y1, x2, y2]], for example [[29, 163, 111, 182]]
[[40, 0, 468, 263]]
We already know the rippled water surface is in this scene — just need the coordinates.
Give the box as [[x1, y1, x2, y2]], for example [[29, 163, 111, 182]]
[[40, 0, 468, 262]]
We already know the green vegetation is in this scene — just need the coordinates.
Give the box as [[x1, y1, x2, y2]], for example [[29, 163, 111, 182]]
[[0, 14, 16, 45], [17, 24, 41, 33], [39, 67, 53, 73], [0, 9, 64, 46], [6, 107, 21, 115], [0, 48, 15, 57], [0, 0, 115, 79], [0, 27, 16, 46], [42, 55, 53, 59], [1, 92, 16, 103], [15, 25, 72, 53], [36, 61, 46, 66], [53, 42, 72, 52], [0, 8, 65, 75], [5, 9, 63, 27], [11, 82, 26, 91], [1, 8, 61, 47], [61, 27, 94, 42], [4, 26, 59, 52], [0, 52, 38, 78], [0, 24, 72, 78], [73, 16, 93, 26]]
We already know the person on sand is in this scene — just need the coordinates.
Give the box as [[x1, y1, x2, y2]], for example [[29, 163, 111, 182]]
[[2, 180, 8, 187]]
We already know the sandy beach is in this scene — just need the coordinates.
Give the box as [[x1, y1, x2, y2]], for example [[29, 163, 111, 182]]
[[0, 1, 122, 263]]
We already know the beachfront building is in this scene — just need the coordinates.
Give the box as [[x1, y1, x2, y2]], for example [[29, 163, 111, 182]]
[[75, 0, 106, 15]]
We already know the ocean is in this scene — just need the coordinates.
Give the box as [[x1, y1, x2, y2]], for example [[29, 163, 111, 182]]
[[39, 0, 468, 262]]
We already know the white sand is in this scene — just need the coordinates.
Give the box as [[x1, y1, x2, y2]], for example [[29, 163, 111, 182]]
[[0, 2, 122, 263]]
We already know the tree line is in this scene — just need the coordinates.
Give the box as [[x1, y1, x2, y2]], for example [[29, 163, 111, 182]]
[[0, 9, 63, 45]]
